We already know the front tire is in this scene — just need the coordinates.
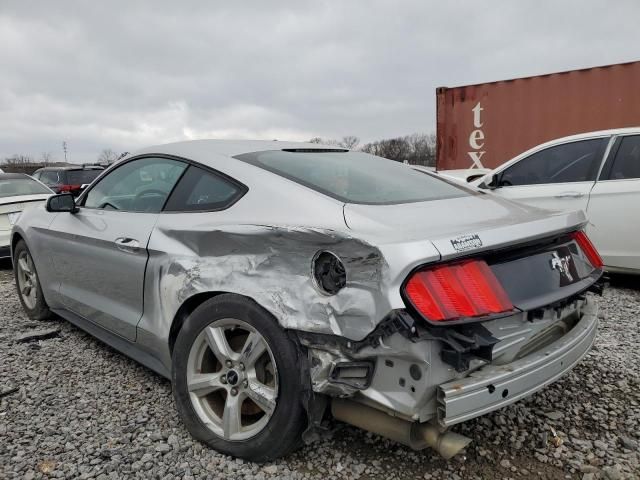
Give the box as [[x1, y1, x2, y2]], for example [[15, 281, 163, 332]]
[[13, 240, 51, 321], [172, 294, 307, 461]]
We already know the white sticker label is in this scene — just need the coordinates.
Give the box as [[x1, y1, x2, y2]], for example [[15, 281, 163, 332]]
[[451, 234, 483, 252]]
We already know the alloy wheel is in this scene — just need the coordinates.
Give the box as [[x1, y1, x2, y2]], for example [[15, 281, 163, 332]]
[[16, 250, 38, 310], [186, 318, 279, 441]]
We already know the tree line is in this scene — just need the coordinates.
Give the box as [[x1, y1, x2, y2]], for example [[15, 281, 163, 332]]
[[2, 132, 436, 170], [309, 132, 436, 166], [1, 149, 127, 171]]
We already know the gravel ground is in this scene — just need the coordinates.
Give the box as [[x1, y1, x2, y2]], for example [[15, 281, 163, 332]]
[[1, 262, 639, 480]]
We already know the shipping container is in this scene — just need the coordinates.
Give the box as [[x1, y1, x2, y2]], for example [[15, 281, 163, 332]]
[[436, 60, 640, 171]]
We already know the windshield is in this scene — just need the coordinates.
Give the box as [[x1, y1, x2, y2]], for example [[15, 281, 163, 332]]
[[67, 169, 103, 184], [0, 177, 52, 198], [235, 150, 470, 204]]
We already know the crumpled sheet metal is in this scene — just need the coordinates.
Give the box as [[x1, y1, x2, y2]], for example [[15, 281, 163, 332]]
[[148, 224, 391, 341]]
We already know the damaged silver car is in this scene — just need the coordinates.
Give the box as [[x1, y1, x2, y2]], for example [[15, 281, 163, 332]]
[[11, 140, 604, 461]]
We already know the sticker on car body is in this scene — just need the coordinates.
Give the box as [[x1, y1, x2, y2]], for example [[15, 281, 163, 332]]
[[450, 234, 483, 252]]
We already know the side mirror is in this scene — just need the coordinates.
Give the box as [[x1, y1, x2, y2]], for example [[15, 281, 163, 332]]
[[46, 193, 78, 213], [480, 173, 500, 190]]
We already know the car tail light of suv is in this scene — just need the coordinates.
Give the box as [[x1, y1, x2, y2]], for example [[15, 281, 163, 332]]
[[404, 259, 514, 323], [57, 184, 82, 193]]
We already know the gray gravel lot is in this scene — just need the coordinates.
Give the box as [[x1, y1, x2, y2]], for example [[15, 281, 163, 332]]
[[1, 263, 639, 479]]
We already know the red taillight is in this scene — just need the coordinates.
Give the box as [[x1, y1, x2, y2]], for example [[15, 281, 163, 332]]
[[404, 259, 514, 322], [572, 230, 603, 269], [58, 184, 81, 192]]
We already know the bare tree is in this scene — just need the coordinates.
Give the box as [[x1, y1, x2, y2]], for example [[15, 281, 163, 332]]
[[308, 136, 360, 149], [3, 154, 34, 166], [41, 152, 53, 166], [338, 136, 359, 149], [308, 137, 338, 146], [361, 132, 436, 166], [97, 148, 119, 164]]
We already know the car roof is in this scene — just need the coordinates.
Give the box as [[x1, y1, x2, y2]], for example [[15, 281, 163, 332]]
[[0, 173, 33, 180], [130, 139, 344, 160], [534, 126, 640, 146]]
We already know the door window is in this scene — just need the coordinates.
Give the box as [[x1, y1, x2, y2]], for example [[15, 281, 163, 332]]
[[164, 166, 245, 212], [83, 157, 186, 212], [41, 171, 61, 185], [605, 135, 640, 180], [499, 138, 607, 186], [67, 169, 104, 185]]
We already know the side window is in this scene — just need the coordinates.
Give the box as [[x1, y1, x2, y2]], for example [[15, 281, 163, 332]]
[[164, 166, 244, 212], [606, 135, 640, 180], [41, 171, 60, 184], [84, 157, 187, 213], [499, 138, 606, 186]]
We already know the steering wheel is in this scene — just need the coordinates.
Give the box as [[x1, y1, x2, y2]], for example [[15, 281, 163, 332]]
[[133, 189, 167, 209]]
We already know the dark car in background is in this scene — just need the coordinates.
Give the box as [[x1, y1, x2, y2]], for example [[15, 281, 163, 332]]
[[32, 166, 105, 196]]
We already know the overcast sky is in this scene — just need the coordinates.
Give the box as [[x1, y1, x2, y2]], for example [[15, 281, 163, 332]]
[[1, 1, 639, 163]]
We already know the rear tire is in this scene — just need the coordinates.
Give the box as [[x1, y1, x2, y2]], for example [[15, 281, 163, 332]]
[[13, 240, 51, 321], [172, 294, 307, 461]]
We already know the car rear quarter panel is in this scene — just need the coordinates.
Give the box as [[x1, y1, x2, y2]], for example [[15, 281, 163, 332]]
[[135, 184, 403, 372]]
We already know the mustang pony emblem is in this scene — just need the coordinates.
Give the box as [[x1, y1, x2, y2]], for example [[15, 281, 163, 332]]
[[550, 250, 577, 285]]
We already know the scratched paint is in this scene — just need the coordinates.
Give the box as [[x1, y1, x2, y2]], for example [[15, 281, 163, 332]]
[[139, 225, 390, 349]]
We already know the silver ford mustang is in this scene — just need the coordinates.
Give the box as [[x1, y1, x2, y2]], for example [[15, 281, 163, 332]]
[[11, 140, 604, 461]]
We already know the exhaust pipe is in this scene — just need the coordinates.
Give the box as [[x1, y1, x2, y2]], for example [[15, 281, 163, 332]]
[[331, 398, 471, 459]]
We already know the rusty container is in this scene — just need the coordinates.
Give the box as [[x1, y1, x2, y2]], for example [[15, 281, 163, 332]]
[[436, 60, 640, 170]]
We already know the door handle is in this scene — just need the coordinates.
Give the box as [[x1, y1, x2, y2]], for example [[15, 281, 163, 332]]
[[114, 237, 140, 252], [554, 191, 584, 198]]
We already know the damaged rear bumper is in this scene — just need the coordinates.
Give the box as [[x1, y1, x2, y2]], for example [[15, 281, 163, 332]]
[[436, 299, 598, 427]]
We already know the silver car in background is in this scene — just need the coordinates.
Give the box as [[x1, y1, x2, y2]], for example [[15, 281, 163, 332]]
[[11, 140, 604, 461]]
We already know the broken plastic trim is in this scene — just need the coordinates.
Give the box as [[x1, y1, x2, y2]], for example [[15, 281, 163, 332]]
[[296, 310, 417, 354], [526, 275, 606, 321], [328, 361, 375, 390], [297, 309, 500, 373], [416, 322, 499, 372]]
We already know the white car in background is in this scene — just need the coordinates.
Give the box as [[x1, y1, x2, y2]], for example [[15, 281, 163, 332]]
[[472, 127, 640, 273], [0, 173, 53, 259], [411, 165, 491, 183]]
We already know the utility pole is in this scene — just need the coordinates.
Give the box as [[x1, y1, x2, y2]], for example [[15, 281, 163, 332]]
[[62, 141, 68, 163]]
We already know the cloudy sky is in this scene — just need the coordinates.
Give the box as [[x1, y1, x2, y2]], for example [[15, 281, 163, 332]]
[[1, 1, 639, 163]]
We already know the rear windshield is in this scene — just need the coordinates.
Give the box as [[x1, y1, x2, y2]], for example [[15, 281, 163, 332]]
[[67, 169, 103, 184], [235, 150, 470, 204], [0, 177, 52, 198]]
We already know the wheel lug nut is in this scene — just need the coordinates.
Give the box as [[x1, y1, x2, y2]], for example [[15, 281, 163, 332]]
[[239, 363, 245, 371], [221, 375, 227, 384], [230, 387, 238, 396], [242, 380, 248, 388], [225, 360, 233, 368]]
